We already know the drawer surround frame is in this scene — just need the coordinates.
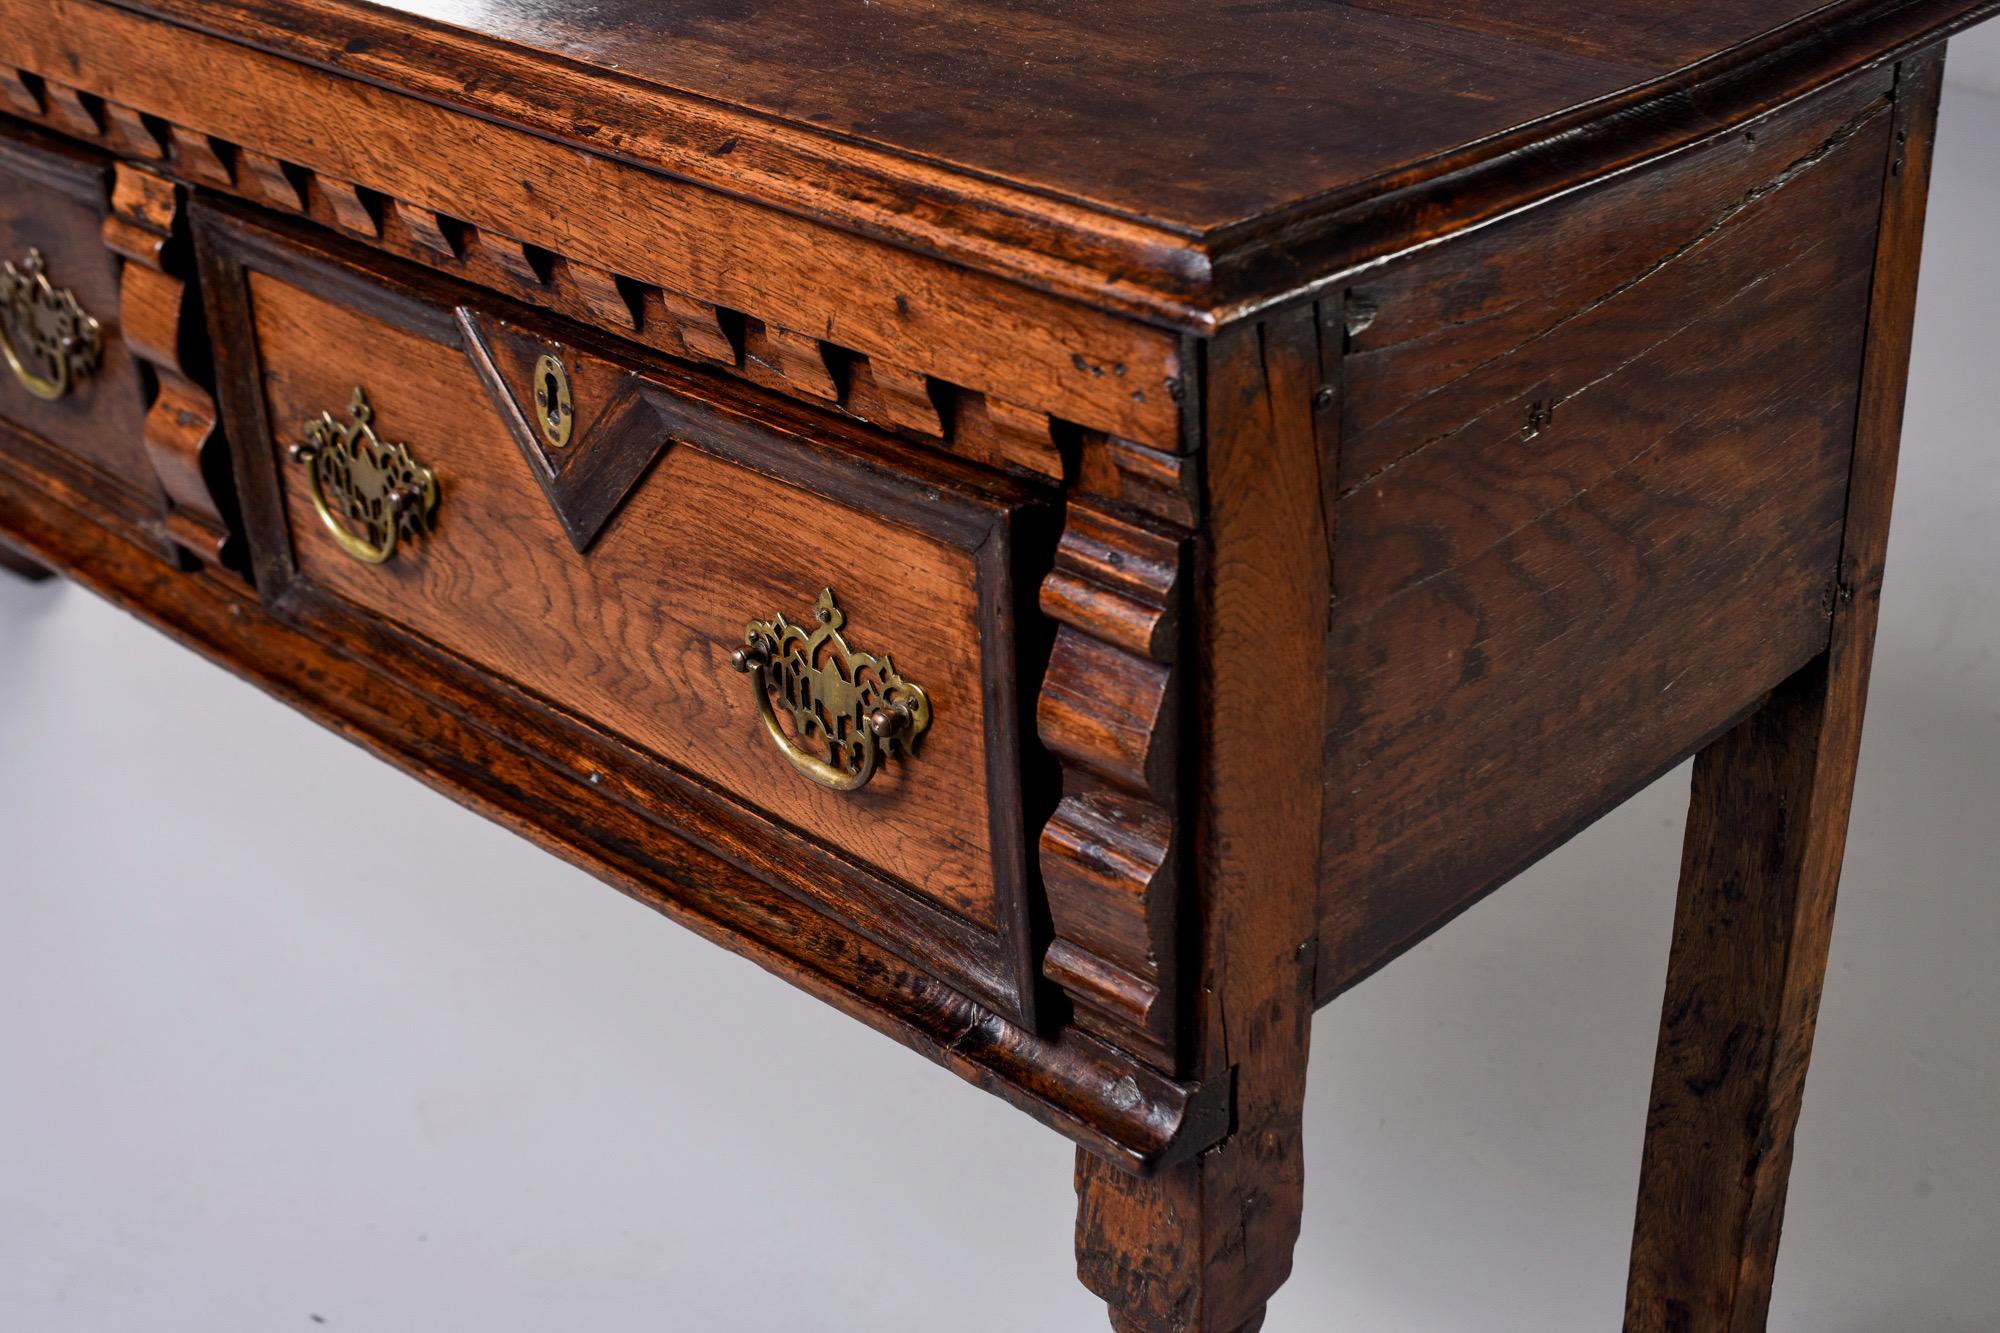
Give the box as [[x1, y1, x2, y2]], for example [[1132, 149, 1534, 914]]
[[196, 201, 1063, 1035]]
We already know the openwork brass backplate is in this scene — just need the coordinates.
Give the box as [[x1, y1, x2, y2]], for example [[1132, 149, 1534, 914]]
[[1, 249, 103, 401], [731, 588, 932, 793], [289, 387, 440, 566]]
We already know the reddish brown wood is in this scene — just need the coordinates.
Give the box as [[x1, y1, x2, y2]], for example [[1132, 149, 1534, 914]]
[[1316, 69, 1892, 1000], [198, 206, 1054, 1025], [92, 0, 2000, 325], [1075, 306, 1326, 1331], [0, 5, 1987, 1326], [0, 433, 1229, 1175], [1038, 465, 1188, 1070], [102, 162, 232, 569], [0, 121, 159, 520], [0, 0, 1194, 446], [1624, 51, 1946, 1333], [949, 391, 1063, 480]]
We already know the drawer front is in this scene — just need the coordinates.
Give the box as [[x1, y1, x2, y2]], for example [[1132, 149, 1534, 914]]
[[0, 122, 155, 504], [200, 208, 1046, 1018]]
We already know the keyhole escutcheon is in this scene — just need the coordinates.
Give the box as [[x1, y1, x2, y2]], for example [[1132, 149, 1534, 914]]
[[533, 352, 574, 449]]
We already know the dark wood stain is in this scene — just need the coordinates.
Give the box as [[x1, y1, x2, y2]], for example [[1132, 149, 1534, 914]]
[[1625, 52, 1948, 1332], [1316, 71, 1892, 1000], [0, 4, 1986, 1326]]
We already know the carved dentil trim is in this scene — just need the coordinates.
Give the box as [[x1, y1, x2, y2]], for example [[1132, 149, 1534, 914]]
[[0, 67, 1079, 482]]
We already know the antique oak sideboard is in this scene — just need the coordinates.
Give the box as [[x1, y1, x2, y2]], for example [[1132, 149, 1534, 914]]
[[1, 3, 1993, 1328]]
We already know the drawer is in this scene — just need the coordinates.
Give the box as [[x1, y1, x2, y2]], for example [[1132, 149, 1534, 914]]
[[196, 205, 1051, 1022], [0, 121, 160, 517]]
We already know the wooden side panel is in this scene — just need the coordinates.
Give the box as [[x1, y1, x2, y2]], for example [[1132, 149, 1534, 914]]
[[1339, 72, 1895, 488], [1316, 75, 1894, 998]]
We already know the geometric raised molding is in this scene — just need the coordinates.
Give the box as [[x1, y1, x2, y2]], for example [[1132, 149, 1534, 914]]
[[100, 162, 230, 568], [459, 308, 669, 553], [1038, 444, 1191, 1073]]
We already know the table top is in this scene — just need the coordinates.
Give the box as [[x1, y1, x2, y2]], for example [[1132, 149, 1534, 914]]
[[124, 0, 1998, 319], [286, 0, 1822, 231]]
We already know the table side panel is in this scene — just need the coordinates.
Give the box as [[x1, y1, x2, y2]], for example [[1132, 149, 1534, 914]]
[[1316, 76, 1895, 998]]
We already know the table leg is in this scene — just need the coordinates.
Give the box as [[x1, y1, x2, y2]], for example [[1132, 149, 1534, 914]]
[[1075, 1073, 1306, 1333], [1623, 651, 1866, 1331], [0, 542, 54, 581], [1069, 300, 1327, 1333], [1624, 50, 1942, 1331]]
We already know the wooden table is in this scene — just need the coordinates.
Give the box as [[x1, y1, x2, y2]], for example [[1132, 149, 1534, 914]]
[[0, 3, 1993, 1327]]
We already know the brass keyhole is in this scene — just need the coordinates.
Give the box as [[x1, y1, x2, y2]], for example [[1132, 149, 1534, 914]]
[[532, 352, 573, 449]]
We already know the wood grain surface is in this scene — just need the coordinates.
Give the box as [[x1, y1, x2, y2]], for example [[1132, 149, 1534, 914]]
[[0, 122, 155, 506], [0, 2, 1984, 1323], [244, 265, 1018, 930], [0, 431, 1230, 1175], [79, 0, 2000, 322], [1, 0, 1192, 441], [1624, 51, 1947, 1332], [1316, 71, 1894, 1000]]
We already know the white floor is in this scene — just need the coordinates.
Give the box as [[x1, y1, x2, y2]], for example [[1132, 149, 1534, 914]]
[[3, 82, 1997, 1333]]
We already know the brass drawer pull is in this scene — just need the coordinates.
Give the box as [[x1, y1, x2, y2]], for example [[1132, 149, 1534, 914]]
[[1, 249, 104, 401], [289, 387, 440, 566], [731, 588, 932, 793]]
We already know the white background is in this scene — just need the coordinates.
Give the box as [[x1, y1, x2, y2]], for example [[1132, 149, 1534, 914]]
[[4, 37, 1999, 1333]]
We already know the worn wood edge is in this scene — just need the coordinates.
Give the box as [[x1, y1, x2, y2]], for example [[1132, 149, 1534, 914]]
[[100, 0, 1218, 324], [0, 446, 1229, 1174], [1070, 304, 1331, 1331], [2, 1, 1194, 450], [94, 0, 2000, 331], [1209, 0, 2000, 322], [1313, 683, 1806, 1005]]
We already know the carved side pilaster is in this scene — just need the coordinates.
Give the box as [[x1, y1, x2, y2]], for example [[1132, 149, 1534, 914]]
[[1038, 434, 1195, 1072], [100, 162, 228, 568]]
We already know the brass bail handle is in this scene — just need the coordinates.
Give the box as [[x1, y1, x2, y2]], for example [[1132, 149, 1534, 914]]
[[289, 387, 441, 566], [730, 588, 932, 793], [1, 248, 104, 402]]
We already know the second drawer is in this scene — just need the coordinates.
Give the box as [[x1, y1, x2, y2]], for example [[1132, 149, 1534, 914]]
[[197, 205, 1049, 1022]]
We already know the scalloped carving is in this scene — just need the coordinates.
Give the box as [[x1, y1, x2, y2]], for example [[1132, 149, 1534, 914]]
[[101, 162, 228, 568], [1038, 465, 1189, 1072]]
